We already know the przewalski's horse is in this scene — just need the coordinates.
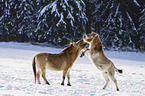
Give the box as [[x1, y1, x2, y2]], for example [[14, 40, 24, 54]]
[[81, 32, 123, 91], [32, 39, 87, 86]]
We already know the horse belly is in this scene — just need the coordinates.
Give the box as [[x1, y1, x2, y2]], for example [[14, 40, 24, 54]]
[[88, 53, 107, 71], [46, 61, 67, 71]]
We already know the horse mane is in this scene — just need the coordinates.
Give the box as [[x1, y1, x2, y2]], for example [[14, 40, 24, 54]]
[[62, 44, 73, 52], [94, 42, 103, 51], [76, 39, 82, 43], [92, 35, 103, 52]]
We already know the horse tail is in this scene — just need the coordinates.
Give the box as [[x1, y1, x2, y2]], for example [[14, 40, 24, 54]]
[[32, 57, 36, 84], [115, 67, 123, 73]]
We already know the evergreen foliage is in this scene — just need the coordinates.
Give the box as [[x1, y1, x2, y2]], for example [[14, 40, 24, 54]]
[[0, 0, 145, 50]]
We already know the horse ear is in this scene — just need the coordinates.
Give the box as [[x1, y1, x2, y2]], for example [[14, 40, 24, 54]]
[[72, 42, 76, 46], [70, 42, 76, 46]]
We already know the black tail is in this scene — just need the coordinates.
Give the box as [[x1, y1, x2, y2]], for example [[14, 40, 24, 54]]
[[32, 57, 36, 84], [115, 67, 123, 73], [118, 69, 123, 73]]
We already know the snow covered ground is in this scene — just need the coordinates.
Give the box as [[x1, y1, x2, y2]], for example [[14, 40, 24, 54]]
[[0, 42, 145, 96]]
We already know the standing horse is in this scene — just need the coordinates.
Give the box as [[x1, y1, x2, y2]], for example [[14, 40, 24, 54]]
[[32, 39, 87, 86], [81, 32, 123, 91]]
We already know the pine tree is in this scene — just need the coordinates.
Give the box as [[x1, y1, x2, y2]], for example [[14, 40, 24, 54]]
[[0, 0, 144, 50], [83, 0, 95, 33], [35, 0, 87, 45], [91, 0, 111, 33], [0, 0, 14, 41], [0, 0, 37, 42], [138, 7, 145, 49], [0, 0, 6, 39], [91, 0, 142, 50], [14, 0, 37, 42]]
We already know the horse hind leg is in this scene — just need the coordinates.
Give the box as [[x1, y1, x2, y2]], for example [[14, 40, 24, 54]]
[[108, 71, 119, 91], [41, 68, 50, 85], [102, 72, 110, 90], [36, 70, 41, 84]]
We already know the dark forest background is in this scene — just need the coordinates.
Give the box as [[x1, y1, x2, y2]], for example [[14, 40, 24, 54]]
[[0, 0, 145, 51]]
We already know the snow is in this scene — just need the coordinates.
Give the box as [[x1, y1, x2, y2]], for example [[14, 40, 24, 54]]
[[51, 1, 58, 16], [126, 11, 137, 31], [40, 0, 59, 17], [0, 42, 145, 96], [67, 11, 74, 21], [134, 0, 140, 7], [56, 13, 66, 26], [76, 1, 82, 11], [64, 0, 69, 7], [66, 11, 74, 26], [114, 4, 120, 17]]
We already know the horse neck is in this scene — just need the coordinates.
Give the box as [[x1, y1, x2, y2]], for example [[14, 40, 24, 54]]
[[90, 42, 103, 53], [65, 47, 80, 63]]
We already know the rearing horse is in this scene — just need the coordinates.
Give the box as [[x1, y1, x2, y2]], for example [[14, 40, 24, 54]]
[[32, 39, 87, 86], [81, 32, 123, 91]]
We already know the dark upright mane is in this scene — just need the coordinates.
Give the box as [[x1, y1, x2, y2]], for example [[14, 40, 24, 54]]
[[94, 42, 103, 51], [93, 35, 103, 52], [62, 44, 73, 52]]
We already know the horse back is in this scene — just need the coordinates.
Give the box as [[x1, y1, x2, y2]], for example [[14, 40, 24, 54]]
[[34, 52, 69, 71]]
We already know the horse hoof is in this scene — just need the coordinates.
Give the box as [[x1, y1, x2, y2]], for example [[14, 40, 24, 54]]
[[61, 83, 64, 86], [102, 87, 105, 90], [46, 83, 50, 85], [67, 84, 71, 86]]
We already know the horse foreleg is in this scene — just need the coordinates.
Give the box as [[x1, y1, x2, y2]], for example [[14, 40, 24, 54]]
[[61, 69, 68, 85], [67, 70, 71, 86], [108, 72, 119, 91], [102, 72, 110, 89]]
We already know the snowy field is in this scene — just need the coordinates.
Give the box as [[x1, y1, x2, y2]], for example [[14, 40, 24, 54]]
[[0, 42, 145, 96]]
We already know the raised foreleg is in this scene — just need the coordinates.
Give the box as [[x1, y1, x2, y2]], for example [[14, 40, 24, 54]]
[[80, 49, 90, 57]]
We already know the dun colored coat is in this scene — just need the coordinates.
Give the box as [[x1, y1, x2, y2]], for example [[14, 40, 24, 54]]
[[82, 32, 123, 91], [32, 39, 87, 86]]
